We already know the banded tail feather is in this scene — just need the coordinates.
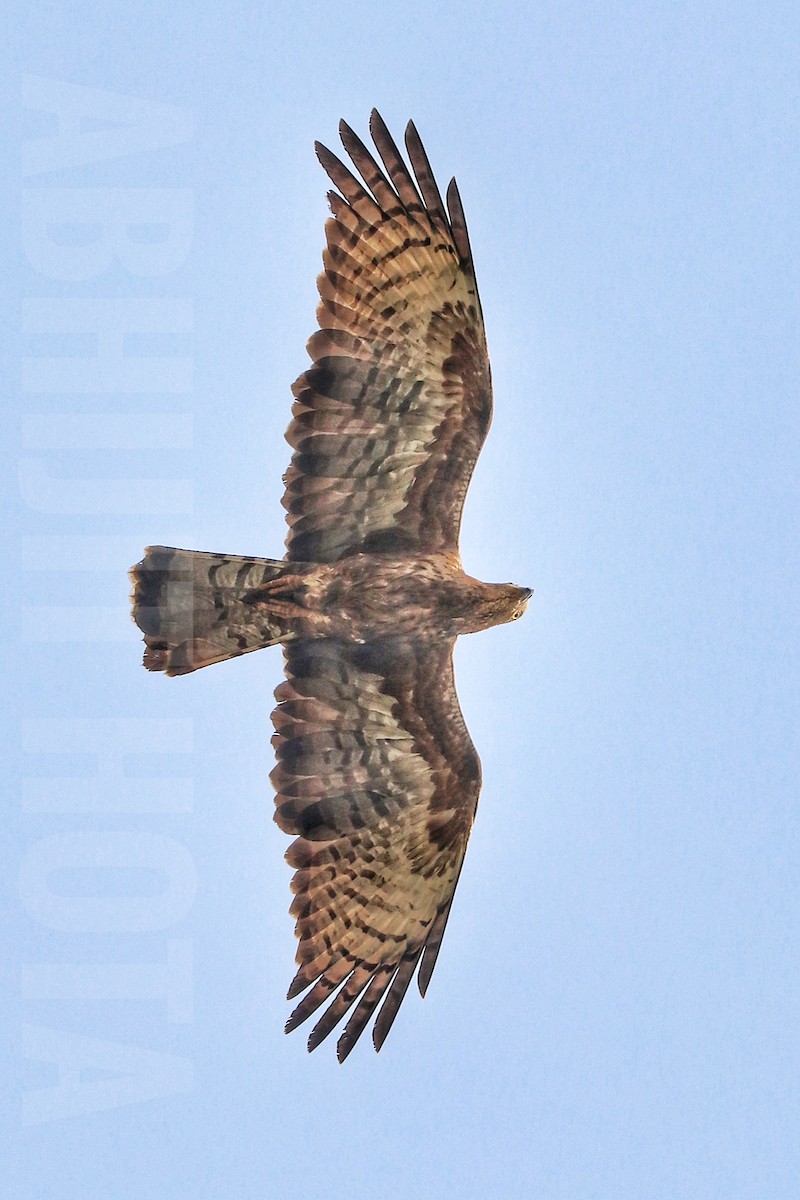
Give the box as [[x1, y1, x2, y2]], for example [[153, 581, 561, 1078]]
[[130, 547, 292, 676]]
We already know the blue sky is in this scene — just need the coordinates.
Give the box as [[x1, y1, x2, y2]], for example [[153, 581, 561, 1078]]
[[5, 2, 799, 1197]]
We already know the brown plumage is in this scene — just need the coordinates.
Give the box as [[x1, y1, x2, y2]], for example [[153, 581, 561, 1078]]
[[130, 111, 530, 1060]]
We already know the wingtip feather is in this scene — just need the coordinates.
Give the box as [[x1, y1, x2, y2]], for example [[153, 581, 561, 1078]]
[[446, 177, 471, 262]]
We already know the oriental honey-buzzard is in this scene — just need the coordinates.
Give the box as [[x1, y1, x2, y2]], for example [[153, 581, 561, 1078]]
[[131, 111, 530, 1061]]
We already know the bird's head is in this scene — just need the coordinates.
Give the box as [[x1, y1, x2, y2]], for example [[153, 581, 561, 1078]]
[[504, 584, 532, 624], [462, 581, 532, 634]]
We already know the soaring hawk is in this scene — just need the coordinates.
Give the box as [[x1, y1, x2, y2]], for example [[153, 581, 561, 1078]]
[[131, 111, 530, 1060]]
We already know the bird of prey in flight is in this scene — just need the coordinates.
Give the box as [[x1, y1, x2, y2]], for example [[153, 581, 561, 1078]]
[[131, 111, 530, 1060]]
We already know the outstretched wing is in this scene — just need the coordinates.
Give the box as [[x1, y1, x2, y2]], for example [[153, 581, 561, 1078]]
[[271, 636, 481, 1060], [283, 110, 492, 563]]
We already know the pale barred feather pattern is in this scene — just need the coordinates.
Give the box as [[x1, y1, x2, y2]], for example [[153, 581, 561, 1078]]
[[272, 636, 480, 1060], [283, 109, 493, 563]]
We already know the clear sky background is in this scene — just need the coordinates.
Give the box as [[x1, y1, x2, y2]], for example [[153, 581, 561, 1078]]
[[4, 2, 799, 1197]]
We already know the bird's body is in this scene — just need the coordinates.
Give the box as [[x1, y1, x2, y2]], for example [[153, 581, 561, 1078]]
[[131, 111, 530, 1060], [231, 552, 528, 644]]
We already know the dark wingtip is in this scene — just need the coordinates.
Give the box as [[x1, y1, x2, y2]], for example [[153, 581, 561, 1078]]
[[314, 139, 333, 167], [286, 972, 310, 1002], [445, 176, 471, 261], [306, 1024, 327, 1053], [335, 1034, 354, 1063], [337, 119, 365, 165]]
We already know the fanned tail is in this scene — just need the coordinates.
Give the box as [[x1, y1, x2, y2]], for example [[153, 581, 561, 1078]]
[[130, 546, 292, 675]]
